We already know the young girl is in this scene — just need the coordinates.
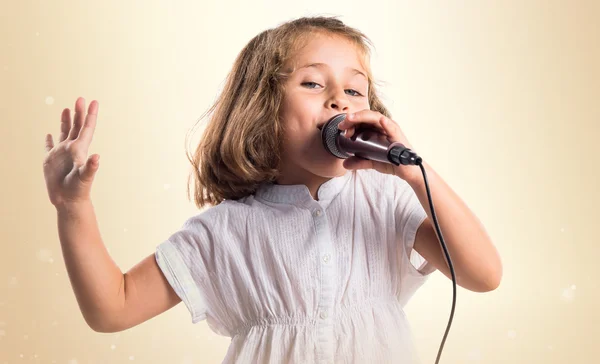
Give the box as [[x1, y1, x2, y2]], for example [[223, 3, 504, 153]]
[[43, 16, 502, 364]]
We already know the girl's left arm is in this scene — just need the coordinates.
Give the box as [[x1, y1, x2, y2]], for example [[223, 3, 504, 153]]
[[337, 110, 502, 293], [406, 161, 503, 293]]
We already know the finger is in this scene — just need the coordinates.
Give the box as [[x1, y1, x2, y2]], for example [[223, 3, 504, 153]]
[[79, 154, 100, 182], [343, 156, 374, 171], [45, 134, 54, 152], [68, 97, 85, 140], [338, 110, 387, 134], [343, 156, 397, 176], [379, 115, 400, 135], [379, 116, 412, 149], [343, 126, 355, 139], [59, 108, 71, 142], [77, 100, 99, 146]]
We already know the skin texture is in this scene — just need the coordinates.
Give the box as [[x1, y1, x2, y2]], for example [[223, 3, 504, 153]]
[[277, 33, 371, 199], [42, 30, 501, 334], [277, 33, 502, 292]]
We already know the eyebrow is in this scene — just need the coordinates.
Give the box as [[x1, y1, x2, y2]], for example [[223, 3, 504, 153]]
[[298, 62, 367, 80]]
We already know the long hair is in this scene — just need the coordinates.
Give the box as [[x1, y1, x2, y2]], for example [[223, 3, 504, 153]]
[[186, 16, 391, 208]]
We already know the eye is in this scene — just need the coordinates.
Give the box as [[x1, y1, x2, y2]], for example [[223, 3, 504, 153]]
[[301, 82, 322, 89], [345, 89, 363, 97], [301, 82, 365, 97]]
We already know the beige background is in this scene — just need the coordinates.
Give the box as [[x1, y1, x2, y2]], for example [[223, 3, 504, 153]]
[[1, 0, 598, 363]]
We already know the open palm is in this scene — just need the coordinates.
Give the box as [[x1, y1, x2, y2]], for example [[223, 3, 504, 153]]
[[43, 97, 101, 207]]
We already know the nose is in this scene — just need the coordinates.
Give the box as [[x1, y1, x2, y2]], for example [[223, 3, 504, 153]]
[[327, 88, 350, 112]]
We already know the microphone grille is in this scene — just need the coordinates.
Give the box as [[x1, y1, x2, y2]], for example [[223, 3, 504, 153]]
[[321, 114, 351, 159]]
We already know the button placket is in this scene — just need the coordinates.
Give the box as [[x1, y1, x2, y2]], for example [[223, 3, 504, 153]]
[[312, 204, 335, 363]]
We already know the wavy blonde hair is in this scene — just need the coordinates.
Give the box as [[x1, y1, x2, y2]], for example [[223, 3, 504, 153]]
[[186, 16, 391, 208]]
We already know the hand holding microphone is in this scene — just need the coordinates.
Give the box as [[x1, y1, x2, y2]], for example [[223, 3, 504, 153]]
[[319, 110, 423, 182], [322, 110, 457, 364]]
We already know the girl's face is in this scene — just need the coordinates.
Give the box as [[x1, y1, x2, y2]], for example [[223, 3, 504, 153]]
[[278, 33, 371, 186]]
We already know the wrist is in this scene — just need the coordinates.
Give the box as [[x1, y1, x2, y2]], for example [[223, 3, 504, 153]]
[[401, 162, 428, 188], [55, 199, 94, 216]]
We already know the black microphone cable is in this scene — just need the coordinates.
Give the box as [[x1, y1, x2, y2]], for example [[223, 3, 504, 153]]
[[320, 115, 456, 364], [391, 145, 456, 364]]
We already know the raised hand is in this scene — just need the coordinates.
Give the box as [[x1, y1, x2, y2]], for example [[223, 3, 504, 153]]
[[43, 97, 101, 207]]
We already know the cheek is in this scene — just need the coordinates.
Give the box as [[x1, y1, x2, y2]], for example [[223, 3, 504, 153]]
[[281, 124, 319, 160], [281, 108, 316, 134], [284, 128, 312, 148]]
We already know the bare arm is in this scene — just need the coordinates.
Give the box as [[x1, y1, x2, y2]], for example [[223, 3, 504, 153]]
[[57, 200, 181, 333], [45, 98, 181, 333], [409, 162, 502, 292]]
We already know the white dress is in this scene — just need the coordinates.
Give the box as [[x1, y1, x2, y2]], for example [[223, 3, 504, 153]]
[[155, 169, 435, 364]]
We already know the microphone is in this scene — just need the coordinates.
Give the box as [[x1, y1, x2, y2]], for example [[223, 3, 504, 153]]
[[319, 114, 422, 166], [321, 114, 457, 364]]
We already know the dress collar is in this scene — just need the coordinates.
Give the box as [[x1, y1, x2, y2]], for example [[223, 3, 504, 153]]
[[255, 170, 353, 207]]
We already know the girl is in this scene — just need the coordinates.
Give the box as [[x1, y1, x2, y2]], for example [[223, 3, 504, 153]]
[[43, 16, 502, 364]]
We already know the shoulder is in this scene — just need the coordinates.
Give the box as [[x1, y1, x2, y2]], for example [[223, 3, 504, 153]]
[[178, 196, 271, 241], [182, 199, 253, 229]]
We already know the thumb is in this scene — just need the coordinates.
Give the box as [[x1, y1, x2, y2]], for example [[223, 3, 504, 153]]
[[79, 154, 100, 182], [343, 156, 372, 170]]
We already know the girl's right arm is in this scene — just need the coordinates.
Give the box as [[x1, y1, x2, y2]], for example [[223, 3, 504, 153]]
[[57, 200, 181, 333], [45, 98, 181, 333]]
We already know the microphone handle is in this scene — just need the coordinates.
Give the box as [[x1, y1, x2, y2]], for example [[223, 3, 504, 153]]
[[337, 129, 422, 166], [337, 129, 391, 163]]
